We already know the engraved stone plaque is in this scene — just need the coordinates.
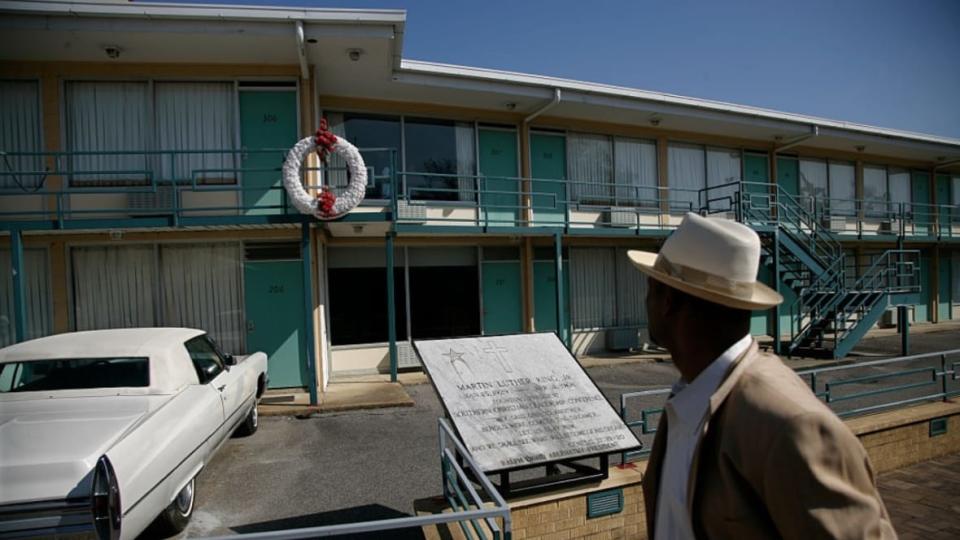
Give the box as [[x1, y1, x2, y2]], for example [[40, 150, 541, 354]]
[[415, 333, 641, 473]]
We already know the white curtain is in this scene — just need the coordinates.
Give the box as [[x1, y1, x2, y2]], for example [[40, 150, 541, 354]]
[[0, 249, 51, 347], [954, 252, 960, 302], [570, 248, 616, 328], [72, 246, 157, 330], [0, 81, 43, 189], [799, 159, 828, 212], [953, 176, 960, 205], [568, 133, 612, 203], [863, 165, 888, 217], [706, 147, 741, 212], [668, 143, 705, 211], [888, 168, 911, 216], [615, 248, 647, 326], [455, 122, 476, 202], [324, 112, 349, 189], [65, 82, 149, 186], [613, 138, 657, 206], [828, 161, 856, 216], [155, 82, 236, 184], [159, 243, 244, 354]]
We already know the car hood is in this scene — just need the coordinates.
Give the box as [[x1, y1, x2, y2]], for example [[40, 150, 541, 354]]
[[0, 394, 170, 505]]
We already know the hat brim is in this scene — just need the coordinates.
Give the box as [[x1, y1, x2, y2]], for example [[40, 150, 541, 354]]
[[627, 250, 783, 311]]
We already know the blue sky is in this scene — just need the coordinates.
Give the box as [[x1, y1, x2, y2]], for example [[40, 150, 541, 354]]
[[151, 0, 960, 138]]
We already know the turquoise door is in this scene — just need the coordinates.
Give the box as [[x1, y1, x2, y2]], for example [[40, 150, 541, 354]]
[[911, 172, 931, 236], [939, 253, 952, 321], [777, 157, 800, 200], [533, 260, 570, 341], [743, 153, 770, 220], [936, 174, 952, 237], [750, 262, 771, 336], [239, 90, 298, 215], [244, 260, 307, 388], [482, 261, 522, 334], [479, 129, 519, 227], [530, 133, 566, 226]]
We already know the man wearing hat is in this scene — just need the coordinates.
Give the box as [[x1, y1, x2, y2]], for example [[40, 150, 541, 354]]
[[630, 213, 895, 539]]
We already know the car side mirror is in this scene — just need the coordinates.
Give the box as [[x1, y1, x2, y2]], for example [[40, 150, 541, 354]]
[[224, 354, 236, 367]]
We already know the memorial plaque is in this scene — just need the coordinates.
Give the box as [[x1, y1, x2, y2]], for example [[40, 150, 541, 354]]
[[415, 333, 641, 473]]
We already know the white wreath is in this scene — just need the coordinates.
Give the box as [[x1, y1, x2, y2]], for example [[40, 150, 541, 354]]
[[282, 134, 367, 220]]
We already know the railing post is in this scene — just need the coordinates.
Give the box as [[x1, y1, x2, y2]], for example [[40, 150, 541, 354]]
[[554, 231, 568, 347], [386, 231, 398, 383], [773, 228, 782, 354], [302, 222, 319, 406], [941, 354, 948, 402], [10, 229, 27, 343]]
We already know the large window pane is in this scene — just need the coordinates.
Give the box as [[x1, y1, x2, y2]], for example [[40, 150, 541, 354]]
[[889, 168, 911, 216], [828, 161, 856, 216], [0, 249, 51, 347], [155, 82, 236, 185], [0, 80, 43, 190], [668, 143, 705, 211], [338, 113, 400, 200], [568, 133, 612, 204], [409, 265, 479, 338], [72, 245, 157, 330], [403, 118, 473, 202], [863, 165, 888, 217], [799, 159, 828, 214], [706, 147, 741, 212], [614, 138, 657, 207], [65, 82, 149, 186]]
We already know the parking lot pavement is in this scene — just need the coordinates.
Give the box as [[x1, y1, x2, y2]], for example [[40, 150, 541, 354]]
[[167, 324, 960, 539], [878, 452, 960, 539]]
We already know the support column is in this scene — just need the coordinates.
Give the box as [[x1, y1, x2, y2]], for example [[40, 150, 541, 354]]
[[11, 230, 27, 343], [50, 240, 69, 333], [657, 137, 670, 224], [772, 229, 781, 354], [522, 238, 534, 332], [386, 232, 398, 382], [40, 72, 62, 217], [554, 231, 568, 347], [301, 222, 318, 405], [932, 247, 941, 324], [519, 122, 533, 226], [855, 161, 864, 236]]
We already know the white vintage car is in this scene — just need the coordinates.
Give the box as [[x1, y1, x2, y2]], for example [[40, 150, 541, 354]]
[[0, 328, 269, 540]]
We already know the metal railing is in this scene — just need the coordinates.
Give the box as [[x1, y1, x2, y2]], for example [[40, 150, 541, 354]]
[[619, 348, 960, 461], [203, 418, 511, 540]]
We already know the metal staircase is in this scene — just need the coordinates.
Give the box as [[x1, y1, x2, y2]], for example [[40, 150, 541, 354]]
[[704, 181, 920, 359]]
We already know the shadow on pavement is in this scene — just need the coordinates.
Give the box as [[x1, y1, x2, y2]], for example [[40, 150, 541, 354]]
[[231, 504, 426, 539]]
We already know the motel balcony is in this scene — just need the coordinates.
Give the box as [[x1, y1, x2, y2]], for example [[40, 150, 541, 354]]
[[1, 148, 959, 243]]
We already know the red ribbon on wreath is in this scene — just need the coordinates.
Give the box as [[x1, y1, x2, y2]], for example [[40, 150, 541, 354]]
[[314, 118, 339, 216]]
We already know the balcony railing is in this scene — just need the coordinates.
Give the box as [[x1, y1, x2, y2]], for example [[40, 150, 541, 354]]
[[2, 148, 958, 239]]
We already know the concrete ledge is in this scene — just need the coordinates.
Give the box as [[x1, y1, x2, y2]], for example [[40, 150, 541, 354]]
[[847, 400, 960, 436], [257, 382, 414, 416]]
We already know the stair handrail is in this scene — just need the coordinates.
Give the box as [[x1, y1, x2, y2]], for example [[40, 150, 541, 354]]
[[789, 252, 848, 343], [774, 186, 842, 267]]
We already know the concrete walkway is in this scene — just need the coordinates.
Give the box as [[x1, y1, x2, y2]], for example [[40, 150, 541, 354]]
[[878, 452, 960, 539]]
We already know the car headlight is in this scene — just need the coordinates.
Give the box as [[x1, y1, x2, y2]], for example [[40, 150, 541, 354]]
[[92, 455, 121, 540]]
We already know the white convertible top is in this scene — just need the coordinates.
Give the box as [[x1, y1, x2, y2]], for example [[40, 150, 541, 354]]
[[0, 328, 207, 394]]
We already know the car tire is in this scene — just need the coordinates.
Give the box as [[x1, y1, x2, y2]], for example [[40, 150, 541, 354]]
[[233, 403, 259, 437], [156, 476, 195, 535]]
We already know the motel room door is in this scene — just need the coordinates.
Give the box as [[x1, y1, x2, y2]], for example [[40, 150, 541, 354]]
[[481, 252, 523, 335], [776, 157, 800, 200], [239, 88, 298, 215], [479, 128, 519, 227], [530, 132, 567, 225], [533, 259, 570, 342], [911, 171, 931, 236], [743, 153, 770, 220], [244, 247, 308, 389]]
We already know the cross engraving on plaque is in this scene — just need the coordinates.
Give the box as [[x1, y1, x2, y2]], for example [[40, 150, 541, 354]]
[[442, 349, 471, 380], [481, 343, 513, 373]]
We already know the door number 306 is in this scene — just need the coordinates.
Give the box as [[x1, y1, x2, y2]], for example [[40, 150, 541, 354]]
[[269, 285, 284, 293]]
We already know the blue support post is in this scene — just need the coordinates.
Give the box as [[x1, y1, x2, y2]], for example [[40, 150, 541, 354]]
[[10, 229, 27, 343], [553, 231, 568, 347], [386, 232, 398, 382], [301, 222, 318, 405], [772, 229, 781, 354]]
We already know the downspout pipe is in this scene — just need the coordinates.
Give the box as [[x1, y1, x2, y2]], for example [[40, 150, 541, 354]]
[[774, 125, 819, 154], [525, 88, 562, 124], [295, 21, 310, 80]]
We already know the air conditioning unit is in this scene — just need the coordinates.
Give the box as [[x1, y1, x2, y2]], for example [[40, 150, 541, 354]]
[[396, 200, 427, 222], [395, 341, 421, 369], [606, 207, 638, 228], [127, 186, 175, 216], [605, 327, 641, 351], [879, 219, 900, 235]]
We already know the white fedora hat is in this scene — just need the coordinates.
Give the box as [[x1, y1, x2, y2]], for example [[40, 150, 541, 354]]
[[628, 213, 783, 310]]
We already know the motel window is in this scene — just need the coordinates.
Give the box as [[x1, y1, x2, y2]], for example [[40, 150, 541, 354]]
[[863, 164, 889, 217], [403, 118, 476, 202], [326, 112, 400, 200], [569, 247, 647, 330], [799, 158, 828, 213], [668, 143, 741, 212], [0, 80, 43, 190], [0, 249, 52, 347], [889, 168, 911, 214], [828, 161, 856, 216], [327, 247, 407, 346], [568, 133, 657, 207], [407, 248, 480, 339], [64, 81, 238, 187]]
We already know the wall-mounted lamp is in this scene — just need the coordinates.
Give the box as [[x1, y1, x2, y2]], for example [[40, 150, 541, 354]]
[[347, 48, 364, 62], [102, 45, 122, 59], [855, 145, 866, 152], [649, 116, 661, 127], [505, 102, 517, 111]]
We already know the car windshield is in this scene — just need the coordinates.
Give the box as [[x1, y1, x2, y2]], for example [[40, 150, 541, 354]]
[[0, 357, 150, 392]]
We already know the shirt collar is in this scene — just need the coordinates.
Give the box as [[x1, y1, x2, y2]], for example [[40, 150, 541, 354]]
[[668, 334, 753, 426]]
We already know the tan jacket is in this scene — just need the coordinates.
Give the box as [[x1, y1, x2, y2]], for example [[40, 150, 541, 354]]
[[641, 341, 896, 539]]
